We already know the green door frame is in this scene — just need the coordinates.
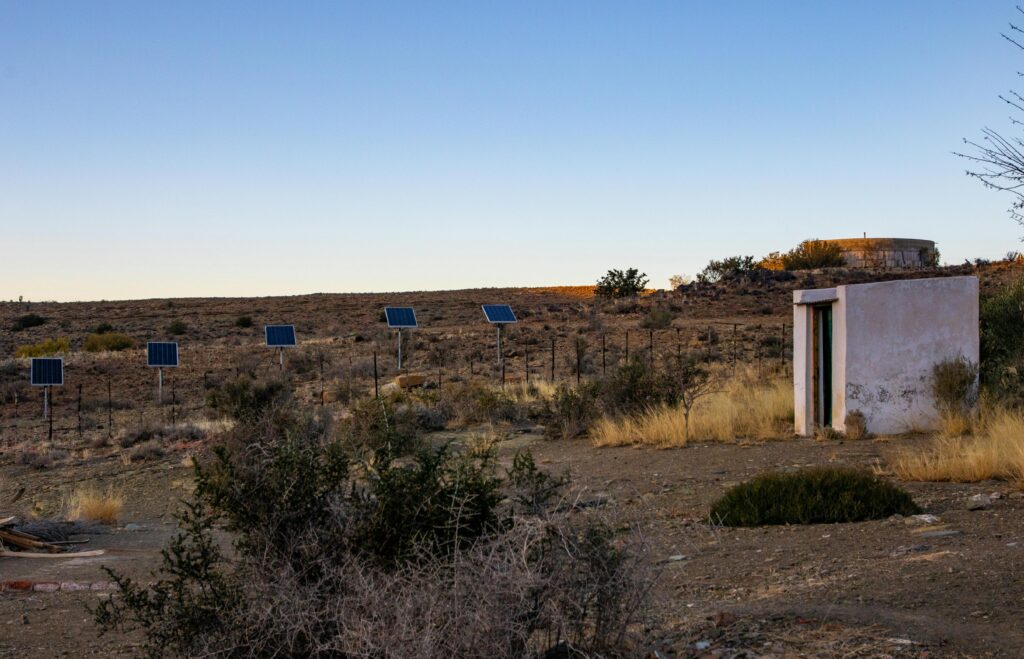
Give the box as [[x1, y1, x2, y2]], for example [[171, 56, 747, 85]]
[[814, 305, 833, 427]]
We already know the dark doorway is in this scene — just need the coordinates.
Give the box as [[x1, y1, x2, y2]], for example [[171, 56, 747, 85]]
[[813, 305, 833, 427]]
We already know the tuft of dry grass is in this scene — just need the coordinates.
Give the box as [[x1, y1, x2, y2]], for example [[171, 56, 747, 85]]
[[465, 426, 506, 457], [66, 486, 123, 524], [505, 380, 557, 405], [890, 407, 1024, 484], [592, 370, 792, 447]]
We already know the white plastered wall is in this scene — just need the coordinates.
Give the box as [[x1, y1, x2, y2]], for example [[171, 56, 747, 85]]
[[794, 276, 979, 436]]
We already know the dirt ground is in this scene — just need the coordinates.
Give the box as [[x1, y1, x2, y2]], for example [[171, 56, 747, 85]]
[[3, 265, 1024, 657], [1, 430, 1021, 657]]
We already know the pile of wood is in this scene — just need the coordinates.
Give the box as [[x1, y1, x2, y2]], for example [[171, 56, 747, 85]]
[[0, 516, 104, 559]]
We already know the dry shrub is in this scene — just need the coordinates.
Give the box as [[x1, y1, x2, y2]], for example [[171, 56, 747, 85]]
[[208, 517, 658, 658], [465, 426, 505, 457], [591, 370, 792, 447], [844, 410, 868, 440], [15, 337, 70, 358], [67, 486, 123, 524], [891, 407, 1024, 484]]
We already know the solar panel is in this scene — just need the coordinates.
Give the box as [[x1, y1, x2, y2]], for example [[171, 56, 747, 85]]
[[384, 307, 418, 328], [265, 325, 297, 347], [30, 358, 64, 386], [147, 342, 180, 368], [482, 304, 517, 324]]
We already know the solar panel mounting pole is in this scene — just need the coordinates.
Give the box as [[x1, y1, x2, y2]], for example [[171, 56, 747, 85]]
[[397, 328, 403, 371], [496, 325, 503, 367], [279, 347, 285, 371], [43, 386, 49, 421], [158, 368, 164, 404]]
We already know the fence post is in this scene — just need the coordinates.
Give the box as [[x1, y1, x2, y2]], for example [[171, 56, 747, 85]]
[[107, 376, 112, 440], [77, 383, 82, 438], [550, 338, 555, 381], [373, 350, 379, 399]]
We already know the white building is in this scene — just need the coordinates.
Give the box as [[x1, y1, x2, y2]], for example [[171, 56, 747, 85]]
[[793, 276, 979, 436]]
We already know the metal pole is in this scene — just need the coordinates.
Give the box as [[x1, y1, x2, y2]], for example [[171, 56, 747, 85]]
[[576, 339, 581, 386], [279, 347, 284, 371], [43, 386, 49, 420], [47, 387, 53, 442], [397, 329, 403, 371], [77, 383, 82, 438], [497, 325, 502, 366], [373, 350, 380, 398], [550, 338, 555, 381], [319, 351, 325, 406], [525, 344, 530, 383], [158, 368, 164, 404]]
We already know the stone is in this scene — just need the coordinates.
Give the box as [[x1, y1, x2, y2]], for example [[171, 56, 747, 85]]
[[667, 555, 688, 562], [905, 514, 941, 525], [32, 582, 59, 592], [60, 582, 89, 592], [917, 529, 963, 539], [967, 494, 993, 511]]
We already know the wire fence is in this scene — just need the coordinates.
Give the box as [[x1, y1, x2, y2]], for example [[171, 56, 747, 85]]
[[0, 321, 792, 445]]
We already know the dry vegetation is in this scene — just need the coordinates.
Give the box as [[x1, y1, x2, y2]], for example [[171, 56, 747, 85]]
[[65, 485, 123, 524], [890, 407, 1024, 485], [591, 368, 792, 447]]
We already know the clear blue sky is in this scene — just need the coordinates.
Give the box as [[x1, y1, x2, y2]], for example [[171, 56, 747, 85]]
[[2, 1, 1022, 301]]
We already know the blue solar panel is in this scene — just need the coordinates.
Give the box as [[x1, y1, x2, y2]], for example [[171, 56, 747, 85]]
[[265, 325, 297, 347], [30, 358, 64, 386], [482, 304, 517, 324], [384, 307, 417, 328], [147, 342, 179, 367]]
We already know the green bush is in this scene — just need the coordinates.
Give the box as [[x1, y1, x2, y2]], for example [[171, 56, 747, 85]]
[[697, 255, 761, 283], [235, 315, 253, 328], [93, 322, 114, 334], [639, 307, 673, 330], [544, 384, 598, 439], [168, 320, 188, 336], [779, 239, 846, 270], [596, 358, 679, 418], [94, 405, 655, 657], [11, 313, 46, 332], [709, 467, 920, 526], [84, 332, 135, 352], [595, 267, 649, 299], [15, 337, 70, 358], [205, 375, 292, 421], [979, 276, 1024, 398]]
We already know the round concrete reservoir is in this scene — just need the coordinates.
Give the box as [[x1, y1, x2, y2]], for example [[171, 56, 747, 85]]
[[826, 237, 936, 269]]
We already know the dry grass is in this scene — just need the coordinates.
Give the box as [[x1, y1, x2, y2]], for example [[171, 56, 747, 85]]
[[464, 426, 506, 457], [505, 379, 557, 404], [66, 486, 124, 524], [890, 407, 1024, 484], [591, 370, 793, 447]]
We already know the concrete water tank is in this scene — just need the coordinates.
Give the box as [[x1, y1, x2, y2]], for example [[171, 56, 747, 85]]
[[827, 238, 936, 269]]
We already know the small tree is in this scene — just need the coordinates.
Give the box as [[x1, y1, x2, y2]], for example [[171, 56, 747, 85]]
[[957, 8, 1024, 231], [670, 355, 720, 441], [668, 274, 690, 290], [696, 256, 760, 283], [595, 268, 648, 298]]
